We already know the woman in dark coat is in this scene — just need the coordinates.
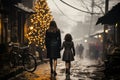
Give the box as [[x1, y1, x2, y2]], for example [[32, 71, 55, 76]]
[[45, 20, 61, 77], [61, 33, 75, 76]]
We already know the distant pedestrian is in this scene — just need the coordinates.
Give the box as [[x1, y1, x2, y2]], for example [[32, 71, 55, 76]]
[[45, 20, 61, 77], [78, 44, 84, 59], [75, 44, 79, 57], [61, 33, 75, 76]]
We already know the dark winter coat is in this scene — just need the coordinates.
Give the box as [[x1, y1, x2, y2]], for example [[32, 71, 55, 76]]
[[61, 41, 75, 61], [45, 29, 61, 59]]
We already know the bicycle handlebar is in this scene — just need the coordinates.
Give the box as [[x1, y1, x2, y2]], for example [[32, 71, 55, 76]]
[[9, 42, 29, 50], [19, 46, 29, 50]]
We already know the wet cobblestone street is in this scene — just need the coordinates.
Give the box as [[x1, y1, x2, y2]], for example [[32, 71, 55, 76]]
[[9, 57, 106, 80], [57, 58, 105, 80]]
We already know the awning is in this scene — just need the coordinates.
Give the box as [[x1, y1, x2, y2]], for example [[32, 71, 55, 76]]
[[90, 29, 104, 36], [96, 2, 120, 25], [14, 3, 36, 14]]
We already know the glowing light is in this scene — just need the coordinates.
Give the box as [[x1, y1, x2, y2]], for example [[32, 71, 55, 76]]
[[26, 0, 53, 51], [94, 35, 98, 38], [98, 34, 102, 38], [84, 39, 87, 43], [105, 30, 108, 33], [115, 23, 118, 28], [29, 26, 33, 30]]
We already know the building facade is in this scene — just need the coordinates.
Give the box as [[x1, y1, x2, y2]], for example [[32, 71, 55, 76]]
[[0, 0, 35, 76]]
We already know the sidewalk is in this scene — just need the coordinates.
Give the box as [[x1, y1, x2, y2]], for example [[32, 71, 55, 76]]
[[0, 59, 49, 80], [9, 61, 51, 80], [8, 59, 67, 80], [0, 66, 24, 80]]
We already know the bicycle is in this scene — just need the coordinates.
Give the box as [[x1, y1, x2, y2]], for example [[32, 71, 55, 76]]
[[9, 42, 37, 72]]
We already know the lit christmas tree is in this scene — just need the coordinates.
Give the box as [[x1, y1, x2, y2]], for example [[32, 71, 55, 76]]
[[26, 0, 53, 51]]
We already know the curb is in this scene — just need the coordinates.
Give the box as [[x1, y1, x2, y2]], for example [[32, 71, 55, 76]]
[[0, 67, 24, 80], [0, 59, 49, 80]]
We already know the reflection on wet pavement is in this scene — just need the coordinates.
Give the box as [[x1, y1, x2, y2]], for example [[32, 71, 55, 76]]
[[57, 58, 105, 80], [9, 57, 120, 80]]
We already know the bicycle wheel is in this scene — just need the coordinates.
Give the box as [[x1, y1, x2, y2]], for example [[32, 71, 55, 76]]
[[23, 53, 37, 72]]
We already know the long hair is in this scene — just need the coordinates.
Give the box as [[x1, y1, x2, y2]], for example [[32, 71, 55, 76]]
[[48, 20, 59, 32], [64, 33, 73, 42]]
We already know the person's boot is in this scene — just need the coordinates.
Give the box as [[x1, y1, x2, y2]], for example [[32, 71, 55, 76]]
[[51, 69, 53, 74], [66, 69, 70, 80], [68, 69, 70, 75], [66, 68, 67, 74], [66, 69, 69, 74], [54, 71, 57, 76], [66, 68, 70, 74]]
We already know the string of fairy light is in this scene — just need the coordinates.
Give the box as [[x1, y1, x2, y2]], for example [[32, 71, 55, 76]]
[[25, 0, 53, 51]]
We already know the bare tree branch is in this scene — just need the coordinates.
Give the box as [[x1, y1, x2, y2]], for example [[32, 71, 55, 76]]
[[52, 0, 82, 22], [80, 0, 91, 12], [94, 3, 105, 15], [60, 0, 101, 15]]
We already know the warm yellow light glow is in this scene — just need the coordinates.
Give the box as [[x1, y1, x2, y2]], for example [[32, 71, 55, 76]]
[[29, 26, 33, 30], [26, 0, 53, 51], [105, 30, 108, 33], [98, 34, 102, 38]]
